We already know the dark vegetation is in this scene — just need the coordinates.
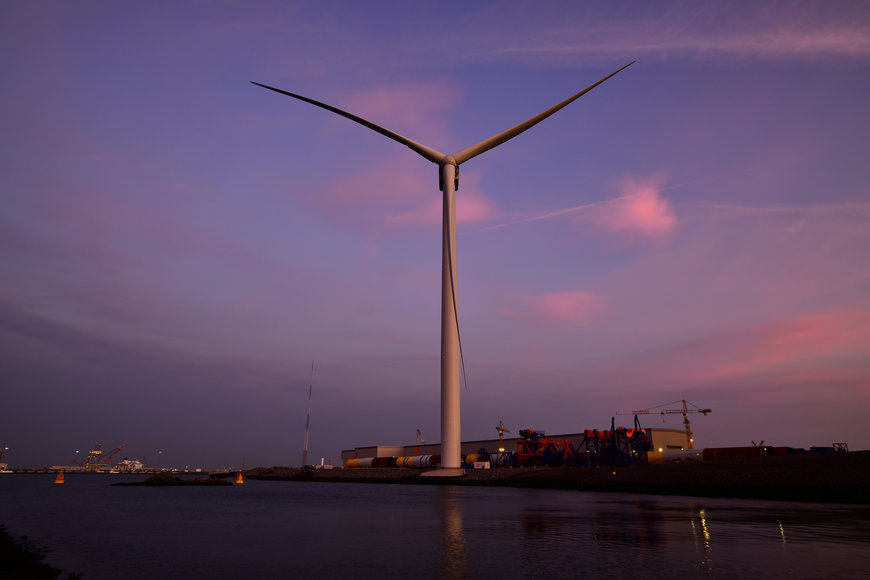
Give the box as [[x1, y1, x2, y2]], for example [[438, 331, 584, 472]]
[[0, 526, 80, 580]]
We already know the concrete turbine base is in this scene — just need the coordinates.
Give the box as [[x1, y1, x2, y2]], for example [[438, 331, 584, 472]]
[[420, 468, 465, 478]]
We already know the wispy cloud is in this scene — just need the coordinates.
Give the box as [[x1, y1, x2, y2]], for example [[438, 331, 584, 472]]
[[484, 29, 870, 62], [471, 4, 870, 63], [683, 200, 870, 236], [476, 196, 618, 232]]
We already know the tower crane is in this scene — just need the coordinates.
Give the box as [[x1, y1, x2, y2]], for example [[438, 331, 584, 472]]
[[617, 400, 711, 449], [495, 421, 511, 452]]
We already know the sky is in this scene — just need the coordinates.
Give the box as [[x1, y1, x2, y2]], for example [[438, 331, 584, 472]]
[[2, 1, 869, 469]]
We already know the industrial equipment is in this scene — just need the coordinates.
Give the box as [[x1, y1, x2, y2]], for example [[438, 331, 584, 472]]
[[617, 399, 711, 449], [85, 444, 103, 471], [84, 443, 127, 471], [573, 417, 651, 467], [516, 429, 572, 467]]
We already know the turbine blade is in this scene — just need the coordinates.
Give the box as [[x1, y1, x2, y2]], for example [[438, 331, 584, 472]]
[[452, 61, 635, 165], [251, 81, 446, 164]]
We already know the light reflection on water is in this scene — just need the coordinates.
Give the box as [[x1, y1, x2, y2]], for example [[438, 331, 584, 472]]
[[2, 474, 869, 579]]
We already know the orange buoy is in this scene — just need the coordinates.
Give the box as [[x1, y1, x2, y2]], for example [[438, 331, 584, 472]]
[[54, 471, 65, 485], [235, 471, 244, 485]]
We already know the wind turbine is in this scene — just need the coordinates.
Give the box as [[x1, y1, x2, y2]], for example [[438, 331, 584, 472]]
[[253, 61, 634, 474]]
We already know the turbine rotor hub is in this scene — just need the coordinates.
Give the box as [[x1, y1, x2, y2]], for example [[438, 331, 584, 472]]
[[439, 155, 459, 191]]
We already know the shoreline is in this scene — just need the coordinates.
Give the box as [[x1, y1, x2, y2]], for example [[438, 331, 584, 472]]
[[239, 450, 870, 505], [0, 525, 79, 580]]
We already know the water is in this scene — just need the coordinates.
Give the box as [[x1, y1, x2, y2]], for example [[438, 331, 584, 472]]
[[2, 474, 869, 579]]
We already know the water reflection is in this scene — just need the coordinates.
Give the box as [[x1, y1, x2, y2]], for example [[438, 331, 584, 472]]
[[499, 493, 870, 578], [692, 508, 713, 574], [2, 477, 869, 579], [436, 486, 466, 579]]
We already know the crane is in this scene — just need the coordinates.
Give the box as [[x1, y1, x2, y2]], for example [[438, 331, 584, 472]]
[[495, 421, 511, 452], [416, 429, 426, 445], [617, 400, 711, 449], [102, 443, 127, 465]]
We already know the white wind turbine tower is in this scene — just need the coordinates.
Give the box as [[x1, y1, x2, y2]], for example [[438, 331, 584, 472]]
[[253, 61, 634, 475]]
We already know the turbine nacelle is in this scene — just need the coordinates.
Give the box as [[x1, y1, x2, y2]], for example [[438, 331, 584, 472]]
[[439, 155, 459, 191]]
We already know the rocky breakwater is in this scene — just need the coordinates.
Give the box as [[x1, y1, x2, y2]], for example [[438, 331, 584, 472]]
[[112, 471, 233, 486]]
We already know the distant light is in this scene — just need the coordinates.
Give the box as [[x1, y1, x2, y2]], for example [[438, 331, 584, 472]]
[[658, 448, 662, 452]]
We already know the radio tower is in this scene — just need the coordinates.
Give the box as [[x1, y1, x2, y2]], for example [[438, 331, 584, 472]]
[[301, 360, 314, 467], [302, 359, 314, 467]]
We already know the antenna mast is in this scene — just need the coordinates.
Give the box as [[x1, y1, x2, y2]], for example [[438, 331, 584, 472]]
[[301, 360, 314, 467]]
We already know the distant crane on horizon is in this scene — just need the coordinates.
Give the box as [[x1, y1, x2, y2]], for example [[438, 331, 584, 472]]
[[102, 443, 127, 466], [495, 421, 511, 452], [617, 400, 711, 450]]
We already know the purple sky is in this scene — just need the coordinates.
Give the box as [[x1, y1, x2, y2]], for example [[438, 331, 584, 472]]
[[2, 2, 869, 469]]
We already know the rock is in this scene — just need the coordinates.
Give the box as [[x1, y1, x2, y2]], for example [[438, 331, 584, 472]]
[[112, 472, 233, 486]]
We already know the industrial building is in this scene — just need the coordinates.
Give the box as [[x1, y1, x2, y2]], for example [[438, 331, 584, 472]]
[[341, 428, 689, 464]]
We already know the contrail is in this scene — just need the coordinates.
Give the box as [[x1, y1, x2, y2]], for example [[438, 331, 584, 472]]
[[476, 193, 640, 232]]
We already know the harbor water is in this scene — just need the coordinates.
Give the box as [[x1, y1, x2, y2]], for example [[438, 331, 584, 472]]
[[2, 473, 869, 579]]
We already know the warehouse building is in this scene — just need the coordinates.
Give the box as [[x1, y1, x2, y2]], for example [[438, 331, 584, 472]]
[[341, 428, 690, 463]]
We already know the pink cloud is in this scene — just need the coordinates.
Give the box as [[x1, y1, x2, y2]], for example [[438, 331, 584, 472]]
[[304, 156, 431, 232], [502, 290, 603, 326], [298, 80, 474, 234], [579, 175, 675, 237], [702, 309, 870, 382], [386, 171, 498, 226], [597, 308, 870, 395], [458, 191, 498, 223], [346, 80, 461, 147]]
